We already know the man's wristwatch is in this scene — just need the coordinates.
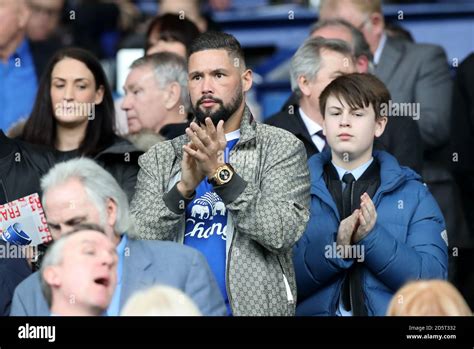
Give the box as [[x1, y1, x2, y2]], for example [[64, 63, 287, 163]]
[[208, 163, 235, 186]]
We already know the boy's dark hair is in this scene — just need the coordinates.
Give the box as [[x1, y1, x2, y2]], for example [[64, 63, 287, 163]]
[[188, 31, 246, 69], [319, 73, 391, 119]]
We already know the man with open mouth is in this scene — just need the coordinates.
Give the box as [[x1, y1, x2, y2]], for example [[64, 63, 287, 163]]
[[40, 224, 117, 316]]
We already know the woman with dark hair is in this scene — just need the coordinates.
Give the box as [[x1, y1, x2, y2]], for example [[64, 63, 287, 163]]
[[21, 47, 141, 200], [145, 13, 200, 57]]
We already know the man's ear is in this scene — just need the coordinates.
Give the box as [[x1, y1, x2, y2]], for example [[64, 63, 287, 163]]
[[374, 116, 388, 138], [241, 69, 253, 93], [297, 76, 312, 97], [370, 12, 385, 38], [356, 56, 370, 73], [322, 119, 327, 136], [106, 198, 118, 229], [164, 82, 181, 110], [43, 266, 61, 288]]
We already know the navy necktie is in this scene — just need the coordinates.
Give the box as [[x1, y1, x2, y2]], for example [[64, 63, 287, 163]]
[[316, 130, 327, 151], [342, 173, 355, 219], [341, 172, 355, 311]]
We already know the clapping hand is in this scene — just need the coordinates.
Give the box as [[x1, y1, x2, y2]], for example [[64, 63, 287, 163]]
[[183, 117, 227, 177], [177, 118, 227, 197], [352, 193, 377, 243]]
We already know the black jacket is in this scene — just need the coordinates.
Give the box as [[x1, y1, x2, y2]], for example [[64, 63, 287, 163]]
[[95, 138, 142, 201], [0, 241, 33, 316], [451, 53, 474, 235], [0, 130, 56, 316], [0, 131, 56, 204], [55, 136, 143, 201], [266, 105, 320, 158], [265, 94, 423, 174]]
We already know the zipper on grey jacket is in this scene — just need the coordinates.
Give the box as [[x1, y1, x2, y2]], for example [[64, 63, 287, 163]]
[[225, 227, 235, 313], [277, 258, 294, 305]]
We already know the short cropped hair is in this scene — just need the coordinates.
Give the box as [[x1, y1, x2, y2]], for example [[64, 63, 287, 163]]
[[188, 31, 246, 70], [387, 280, 472, 316], [319, 73, 390, 119], [130, 52, 190, 111]]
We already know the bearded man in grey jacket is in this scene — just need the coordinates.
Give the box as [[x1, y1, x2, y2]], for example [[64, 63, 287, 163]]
[[131, 31, 311, 316]]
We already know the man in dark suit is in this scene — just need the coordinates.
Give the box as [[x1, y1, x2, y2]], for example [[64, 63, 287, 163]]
[[10, 158, 226, 316], [319, 0, 452, 150], [266, 38, 355, 158], [266, 20, 423, 173], [450, 53, 474, 309]]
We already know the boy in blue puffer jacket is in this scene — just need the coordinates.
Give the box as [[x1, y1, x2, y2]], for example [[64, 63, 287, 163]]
[[294, 73, 448, 316]]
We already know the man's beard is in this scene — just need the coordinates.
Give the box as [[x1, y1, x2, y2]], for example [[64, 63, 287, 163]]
[[192, 85, 243, 126]]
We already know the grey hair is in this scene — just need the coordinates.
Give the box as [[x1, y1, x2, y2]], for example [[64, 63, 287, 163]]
[[40, 158, 133, 236], [130, 51, 190, 112], [310, 19, 375, 72], [40, 223, 106, 307], [290, 37, 354, 98], [40, 235, 69, 307]]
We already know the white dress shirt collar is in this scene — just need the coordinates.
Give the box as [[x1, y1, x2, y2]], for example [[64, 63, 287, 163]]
[[299, 107, 326, 152], [374, 32, 387, 65]]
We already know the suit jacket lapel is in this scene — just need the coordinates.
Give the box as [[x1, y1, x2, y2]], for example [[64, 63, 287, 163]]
[[375, 36, 405, 85], [119, 239, 156, 308], [287, 108, 319, 156], [290, 108, 312, 143]]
